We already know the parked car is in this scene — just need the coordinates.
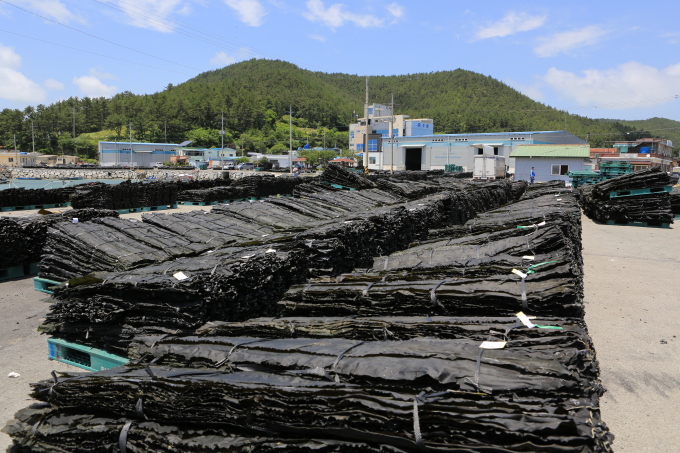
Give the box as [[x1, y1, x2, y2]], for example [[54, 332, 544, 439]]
[[224, 163, 235, 170], [236, 162, 254, 170], [670, 172, 680, 185]]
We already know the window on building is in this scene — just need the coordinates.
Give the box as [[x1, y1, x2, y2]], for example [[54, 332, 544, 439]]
[[369, 157, 377, 164], [8, 158, 13, 162], [493, 147, 499, 155], [368, 139, 378, 151], [356, 144, 364, 151], [476, 149, 483, 155], [551, 164, 569, 175]]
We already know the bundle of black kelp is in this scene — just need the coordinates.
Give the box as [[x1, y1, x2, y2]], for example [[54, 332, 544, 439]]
[[375, 178, 442, 199], [280, 272, 582, 318], [671, 187, 680, 215], [176, 185, 250, 203], [519, 180, 568, 200], [40, 245, 307, 354], [0, 209, 118, 270], [230, 174, 311, 197], [368, 170, 431, 182], [128, 335, 599, 396], [580, 167, 673, 224], [321, 163, 376, 189], [0, 186, 72, 208], [195, 315, 590, 344], [39, 216, 211, 281], [176, 176, 230, 191], [5, 404, 416, 453], [70, 180, 177, 209], [6, 368, 613, 453]]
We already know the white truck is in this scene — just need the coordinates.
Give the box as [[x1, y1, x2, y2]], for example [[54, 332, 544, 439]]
[[473, 155, 506, 180]]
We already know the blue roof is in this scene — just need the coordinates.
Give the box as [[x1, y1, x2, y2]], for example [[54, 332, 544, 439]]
[[99, 141, 180, 146], [397, 131, 566, 139]]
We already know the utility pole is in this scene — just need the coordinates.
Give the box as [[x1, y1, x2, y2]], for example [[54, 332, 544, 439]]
[[31, 121, 35, 153], [288, 104, 293, 174], [220, 112, 225, 150], [14, 134, 17, 168], [164, 120, 167, 143], [363, 76, 369, 172], [129, 120, 133, 167], [72, 105, 76, 139], [390, 93, 394, 174]]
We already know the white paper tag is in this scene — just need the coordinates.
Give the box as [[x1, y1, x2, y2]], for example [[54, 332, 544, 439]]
[[207, 250, 214, 253], [241, 255, 254, 259], [265, 248, 276, 253], [556, 198, 562, 201], [173, 271, 188, 281], [537, 221, 546, 227], [480, 341, 507, 349], [522, 255, 535, 260], [72, 218, 79, 223], [262, 234, 269, 237], [512, 269, 528, 279], [516, 311, 536, 328]]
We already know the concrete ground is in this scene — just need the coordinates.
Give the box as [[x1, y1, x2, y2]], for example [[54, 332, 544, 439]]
[[0, 213, 678, 451], [582, 215, 680, 452]]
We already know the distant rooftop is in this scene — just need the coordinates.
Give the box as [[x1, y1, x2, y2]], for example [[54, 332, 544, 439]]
[[510, 144, 590, 158]]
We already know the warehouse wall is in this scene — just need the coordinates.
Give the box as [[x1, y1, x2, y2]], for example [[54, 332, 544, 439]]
[[514, 157, 586, 183]]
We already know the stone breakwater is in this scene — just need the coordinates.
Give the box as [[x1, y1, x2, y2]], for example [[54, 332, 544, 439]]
[[7, 169, 285, 181]]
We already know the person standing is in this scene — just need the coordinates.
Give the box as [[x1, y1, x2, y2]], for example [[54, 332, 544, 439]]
[[530, 167, 536, 185]]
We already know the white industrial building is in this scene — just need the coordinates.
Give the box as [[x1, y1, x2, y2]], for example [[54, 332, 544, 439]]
[[349, 103, 433, 152], [370, 131, 588, 172], [98, 142, 180, 167]]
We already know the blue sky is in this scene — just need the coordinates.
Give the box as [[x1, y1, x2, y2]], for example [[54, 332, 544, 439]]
[[1, 0, 680, 123]]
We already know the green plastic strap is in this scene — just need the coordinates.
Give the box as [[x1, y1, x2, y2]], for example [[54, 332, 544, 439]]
[[526, 260, 559, 274], [534, 324, 564, 330]]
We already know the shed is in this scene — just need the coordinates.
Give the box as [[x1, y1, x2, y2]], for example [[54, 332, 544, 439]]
[[510, 144, 591, 184], [328, 157, 357, 167]]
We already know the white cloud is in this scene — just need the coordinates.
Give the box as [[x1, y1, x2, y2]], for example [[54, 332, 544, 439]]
[[506, 78, 545, 103], [89, 67, 117, 80], [44, 78, 65, 90], [309, 34, 326, 42], [535, 26, 608, 57], [115, 0, 186, 32], [0, 43, 46, 103], [209, 48, 251, 67], [210, 51, 237, 66], [304, 0, 396, 28], [387, 3, 404, 22], [73, 75, 118, 98], [476, 11, 546, 39], [224, 0, 266, 27], [16, 0, 82, 23], [542, 62, 680, 108]]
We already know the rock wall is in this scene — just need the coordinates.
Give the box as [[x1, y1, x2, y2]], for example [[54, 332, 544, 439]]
[[9, 169, 306, 181]]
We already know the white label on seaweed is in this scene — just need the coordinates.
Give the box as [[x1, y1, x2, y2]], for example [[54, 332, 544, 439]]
[[511, 269, 528, 279], [173, 272, 188, 281], [537, 221, 546, 227], [516, 311, 536, 328], [265, 249, 276, 254], [72, 218, 79, 223], [522, 255, 535, 260], [480, 341, 507, 349]]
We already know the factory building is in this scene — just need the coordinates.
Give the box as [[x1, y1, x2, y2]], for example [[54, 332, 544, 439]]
[[370, 131, 587, 172], [98, 142, 180, 167], [349, 103, 433, 152]]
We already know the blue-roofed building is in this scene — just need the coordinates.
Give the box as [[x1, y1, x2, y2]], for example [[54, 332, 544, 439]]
[[374, 131, 588, 172], [98, 141, 180, 167]]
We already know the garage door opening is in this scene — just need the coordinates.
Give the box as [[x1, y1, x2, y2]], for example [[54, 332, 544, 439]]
[[405, 148, 422, 171]]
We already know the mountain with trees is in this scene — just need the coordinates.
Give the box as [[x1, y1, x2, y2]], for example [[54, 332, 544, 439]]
[[0, 59, 677, 160]]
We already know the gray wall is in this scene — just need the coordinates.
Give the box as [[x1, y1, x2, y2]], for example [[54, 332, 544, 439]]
[[514, 157, 586, 183]]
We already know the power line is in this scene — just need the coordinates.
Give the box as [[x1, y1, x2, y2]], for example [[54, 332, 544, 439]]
[[0, 0, 201, 71], [90, 0, 325, 72], [0, 29, 193, 76]]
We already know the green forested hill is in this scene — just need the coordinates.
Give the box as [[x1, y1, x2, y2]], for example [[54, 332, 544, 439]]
[[0, 59, 672, 158]]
